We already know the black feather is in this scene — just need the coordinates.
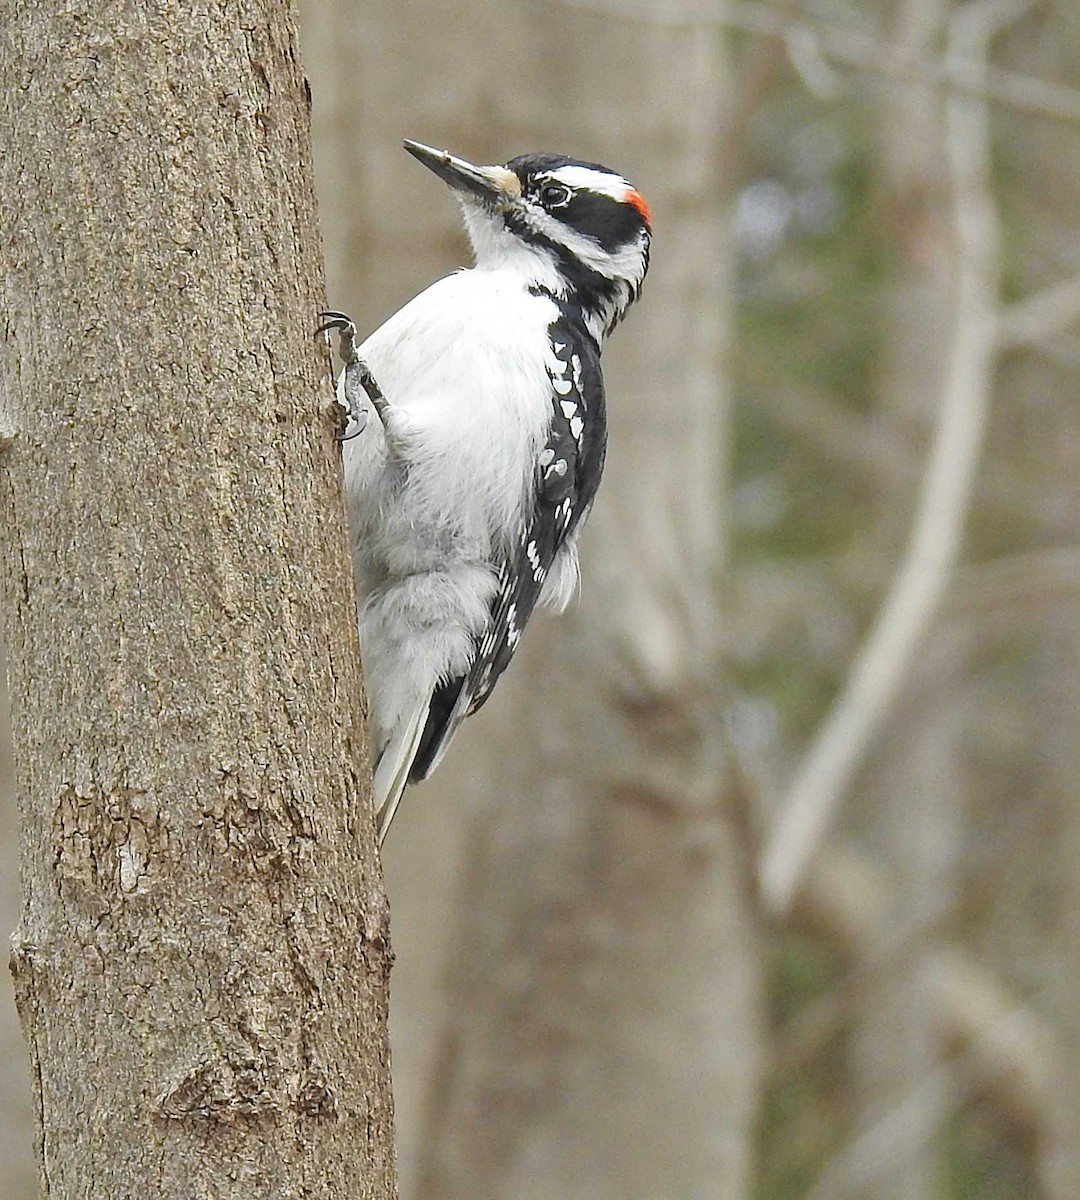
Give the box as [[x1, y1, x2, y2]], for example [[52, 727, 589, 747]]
[[409, 300, 605, 781]]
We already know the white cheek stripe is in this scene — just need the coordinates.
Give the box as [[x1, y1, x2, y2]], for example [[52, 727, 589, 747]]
[[528, 207, 648, 284], [548, 165, 633, 202]]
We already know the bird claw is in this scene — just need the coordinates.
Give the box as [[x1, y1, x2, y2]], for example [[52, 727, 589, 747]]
[[315, 310, 406, 454], [317, 310, 359, 357], [316, 311, 369, 439]]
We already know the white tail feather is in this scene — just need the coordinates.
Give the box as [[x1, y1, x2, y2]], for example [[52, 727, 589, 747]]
[[373, 701, 428, 846]]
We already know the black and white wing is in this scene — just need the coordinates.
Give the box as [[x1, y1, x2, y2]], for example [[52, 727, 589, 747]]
[[409, 310, 606, 783]]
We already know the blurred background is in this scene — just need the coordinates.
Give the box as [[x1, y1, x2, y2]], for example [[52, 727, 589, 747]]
[[5, 0, 1080, 1196]]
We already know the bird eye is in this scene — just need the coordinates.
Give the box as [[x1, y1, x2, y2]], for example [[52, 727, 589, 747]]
[[539, 183, 572, 208]]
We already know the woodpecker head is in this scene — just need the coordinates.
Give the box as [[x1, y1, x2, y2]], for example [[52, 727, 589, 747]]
[[404, 139, 651, 340]]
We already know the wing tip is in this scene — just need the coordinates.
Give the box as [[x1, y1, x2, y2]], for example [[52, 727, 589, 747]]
[[372, 702, 429, 846]]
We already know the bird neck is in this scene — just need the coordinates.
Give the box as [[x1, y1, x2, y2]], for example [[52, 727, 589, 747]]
[[463, 206, 640, 343]]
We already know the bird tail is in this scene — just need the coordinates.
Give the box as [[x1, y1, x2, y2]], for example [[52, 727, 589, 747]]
[[372, 700, 428, 846]]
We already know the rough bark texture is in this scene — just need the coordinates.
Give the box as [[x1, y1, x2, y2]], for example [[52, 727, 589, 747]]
[[0, 667, 35, 1199], [0, 2, 396, 1196]]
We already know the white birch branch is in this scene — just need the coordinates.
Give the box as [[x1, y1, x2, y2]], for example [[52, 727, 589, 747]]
[[757, 0, 1021, 914]]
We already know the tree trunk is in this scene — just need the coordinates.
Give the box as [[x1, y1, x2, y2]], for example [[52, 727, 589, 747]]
[[0, 2, 396, 1196], [847, 1, 957, 1195]]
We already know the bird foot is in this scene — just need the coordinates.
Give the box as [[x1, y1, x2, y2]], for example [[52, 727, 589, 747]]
[[317, 310, 373, 441], [318, 310, 410, 456]]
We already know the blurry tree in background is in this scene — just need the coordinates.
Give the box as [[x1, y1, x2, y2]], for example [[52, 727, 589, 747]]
[[5, 0, 1080, 1196]]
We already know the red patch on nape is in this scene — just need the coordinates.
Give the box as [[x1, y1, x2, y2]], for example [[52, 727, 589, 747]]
[[626, 188, 652, 225]]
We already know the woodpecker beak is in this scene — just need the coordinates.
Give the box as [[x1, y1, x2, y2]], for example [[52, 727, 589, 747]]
[[404, 139, 522, 209]]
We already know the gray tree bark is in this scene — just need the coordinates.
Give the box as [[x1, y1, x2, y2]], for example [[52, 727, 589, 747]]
[[0, 2, 396, 1196]]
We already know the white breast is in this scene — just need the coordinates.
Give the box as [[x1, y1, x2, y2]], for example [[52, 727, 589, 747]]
[[343, 270, 560, 588]]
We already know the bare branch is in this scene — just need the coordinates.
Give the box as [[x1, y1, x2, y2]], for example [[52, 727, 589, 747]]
[[783, 22, 843, 99], [798, 843, 1053, 1128], [950, 545, 1080, 614], [551, 0, 1080, 126], [800, 953, 1053, 1200], [742, 369, 1043, 523], [998, 275, 1080, 348], [920, 945, 1053, 1122], [802, 1067, 956, 1200], [758, 0, 1019, 914]]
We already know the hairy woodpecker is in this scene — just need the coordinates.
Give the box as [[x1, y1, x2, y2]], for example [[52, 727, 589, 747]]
[[322, 139, 652, 843]]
